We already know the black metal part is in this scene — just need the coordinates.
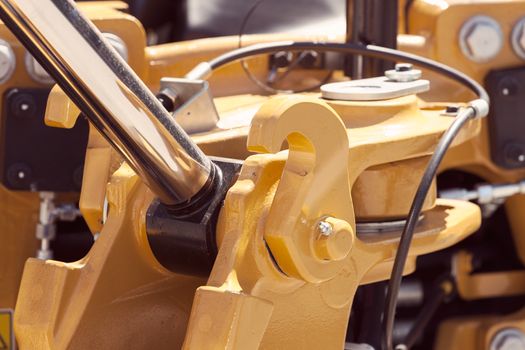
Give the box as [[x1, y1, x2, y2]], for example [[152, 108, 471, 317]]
[[485, 67, 525, 169], [402, 276, 454, 348], [156, 92, 175, 113], [346, 0, 398, 78], [146, 157, 242, 276], [0, 88, 88, 191]]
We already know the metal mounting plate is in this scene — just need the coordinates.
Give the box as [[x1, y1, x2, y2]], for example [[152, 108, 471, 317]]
[[160, 77, 219, 134], [321, 76, 429, 101]]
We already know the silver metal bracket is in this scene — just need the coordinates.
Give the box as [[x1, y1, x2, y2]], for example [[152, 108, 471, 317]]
[[321, 76, 429, 101], [159, 78, 219, 134]]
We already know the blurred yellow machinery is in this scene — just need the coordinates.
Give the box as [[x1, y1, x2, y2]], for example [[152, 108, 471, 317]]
[[0, 1, 525, 349]]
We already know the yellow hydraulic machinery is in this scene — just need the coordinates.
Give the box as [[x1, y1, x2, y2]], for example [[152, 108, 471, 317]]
[[1, 0, 525, 349]]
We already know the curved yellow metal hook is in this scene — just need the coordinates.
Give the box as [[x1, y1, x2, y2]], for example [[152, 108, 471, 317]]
[[247, 96, 355, 283]]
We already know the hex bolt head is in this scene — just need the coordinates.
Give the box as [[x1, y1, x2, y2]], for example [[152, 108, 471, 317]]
[[512, 17, 525, 60], [317, 220, 333, 236], [490, 328, 525, 350], [459, 16, 503, 63]]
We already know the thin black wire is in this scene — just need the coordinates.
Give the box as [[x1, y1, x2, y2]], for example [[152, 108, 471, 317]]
[[205, 41, 488, 102], [382, 107, 475, 350], [237, 2, 332, 94]]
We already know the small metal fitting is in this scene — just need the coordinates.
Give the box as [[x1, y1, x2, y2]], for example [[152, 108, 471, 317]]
[[35, 191, 81, 260], [468, 98, 489, 118], [459, 15, 503, 63], [317, 220, 333, 236], [490, 328, 525, 350], [385, 63, 422, 82], [55, 204, 81, 221], [35, 223, 56, 240]]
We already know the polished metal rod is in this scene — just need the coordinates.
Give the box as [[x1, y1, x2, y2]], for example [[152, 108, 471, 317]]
[[0, 0, 217, 205]]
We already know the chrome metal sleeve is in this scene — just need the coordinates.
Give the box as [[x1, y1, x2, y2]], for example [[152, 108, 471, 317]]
[[0, 0, 216, 206]]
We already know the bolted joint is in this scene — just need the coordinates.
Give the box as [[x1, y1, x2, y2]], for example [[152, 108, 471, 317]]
[[314, 217, 354, 261], [385, 63, 422, 82], [317, 220, 333, 236], [36, 223, 56, 240]]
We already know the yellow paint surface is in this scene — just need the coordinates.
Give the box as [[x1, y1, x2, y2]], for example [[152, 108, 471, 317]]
[[0, 310, 13, 349]]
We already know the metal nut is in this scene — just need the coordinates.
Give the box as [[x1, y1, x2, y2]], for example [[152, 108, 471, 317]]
[[36, 223, 56, 240], [385, 63, 422, 82], [459, 15, 503, 63]]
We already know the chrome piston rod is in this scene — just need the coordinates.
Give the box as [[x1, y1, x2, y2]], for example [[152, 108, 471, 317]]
[[0, 0, 217, 206]]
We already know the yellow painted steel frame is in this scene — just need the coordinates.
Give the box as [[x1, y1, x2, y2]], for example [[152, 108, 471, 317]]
[[435, 309, 525, 350], [11, 0, 525, 348], [15, 88, 482, 349], [183, 97, 481, 349]]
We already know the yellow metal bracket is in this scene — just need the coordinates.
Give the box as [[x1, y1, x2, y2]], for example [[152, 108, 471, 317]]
[[247, 96, 355, 283], [183, 96, 483, 349], [453, 250, 525, 300]]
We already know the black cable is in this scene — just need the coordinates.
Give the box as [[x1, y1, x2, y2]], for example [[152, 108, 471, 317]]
[[200, 41, 488, 102], [237, 3, 333, 94], [382, 107, 475, 350]]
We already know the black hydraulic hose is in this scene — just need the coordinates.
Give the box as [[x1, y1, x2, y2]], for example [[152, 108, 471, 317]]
[[187, 41, 489, 103], [382, 107, 476, 350]]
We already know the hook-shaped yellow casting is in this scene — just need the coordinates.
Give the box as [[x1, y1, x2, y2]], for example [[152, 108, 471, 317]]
[[247, 96, 355, 283]]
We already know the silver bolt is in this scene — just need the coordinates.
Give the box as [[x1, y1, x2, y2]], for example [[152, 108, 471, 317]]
[[317, 220, 333, 236], [490, 328, 525, 350], [459, 15, 503, 63]]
